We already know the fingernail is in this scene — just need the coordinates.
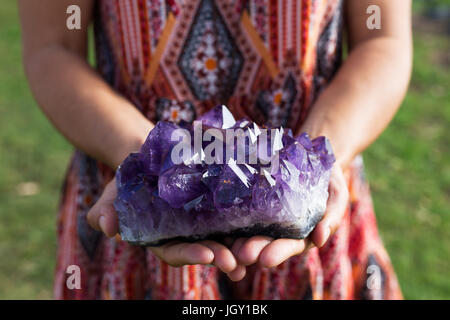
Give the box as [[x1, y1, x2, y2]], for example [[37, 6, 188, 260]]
[[99, 216, 107, 234], [320, 227, 331, 247]]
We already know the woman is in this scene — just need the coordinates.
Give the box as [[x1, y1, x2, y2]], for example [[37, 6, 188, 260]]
[[19, 0, 411, 299]]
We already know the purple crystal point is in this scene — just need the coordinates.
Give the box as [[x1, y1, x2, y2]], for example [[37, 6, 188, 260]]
[[140, 121, 180, 176], [251, 176, 283, 214], [114, 105, 335, 245], [116, 153, 143, 186], [213, 163, 253, 210], [282, 141, 308, 173], [312, 136, 336, 170], [199, 105, 236, 129], [201, 164, 222, 191], [158, 165, 206, 208], [296, 132, 313, 150]]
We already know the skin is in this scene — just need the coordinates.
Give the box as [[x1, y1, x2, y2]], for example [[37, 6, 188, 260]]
[[18, 0, 411, 282]]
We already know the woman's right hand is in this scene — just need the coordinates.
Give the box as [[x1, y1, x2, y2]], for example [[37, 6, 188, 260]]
[[87, 178, 247, 281]]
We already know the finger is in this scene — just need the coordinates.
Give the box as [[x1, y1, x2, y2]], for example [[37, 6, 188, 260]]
[[87, 180, 119, 237], [259, 239, 306, 268], [226, 264, 246, 282], [231, 238, 247, 257], [311, 221, 331, 249], [199, 240, 238, 273], [237, 236, 272, 266], [311, 170, 349, 248], [151, 242, 214, 267]]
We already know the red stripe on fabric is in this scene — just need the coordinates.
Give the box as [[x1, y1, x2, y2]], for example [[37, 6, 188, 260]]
[[161, 261, 168, 296], [115, 0, 130, 76], [69, 159, 84, 299], [269, 0, 278, 65], [120, 0, 133, 71], [128, 0, 143, 71], [138, 0, 151, 70], [126, 1, 137, 57], [301, 0, 310, 62], [292, 0, 298, 56], [286, 257, 300, 299], [188, 265, 197, 299], [257, 270, 267, 299], [282, 1, 287, 58]]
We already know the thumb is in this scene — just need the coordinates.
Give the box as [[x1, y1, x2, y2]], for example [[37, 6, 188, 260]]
[[311, 166, 348, 248], [87, 178, 119, 237]]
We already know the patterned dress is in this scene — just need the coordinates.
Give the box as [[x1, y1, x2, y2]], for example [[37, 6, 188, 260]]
[[54, 0, 402, 299]]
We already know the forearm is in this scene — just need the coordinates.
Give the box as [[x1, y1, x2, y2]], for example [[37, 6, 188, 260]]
[[24, 45, 153, 169], [301, 37, 412, 168]]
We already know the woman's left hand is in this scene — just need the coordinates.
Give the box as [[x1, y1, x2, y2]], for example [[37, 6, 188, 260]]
[[234, 165, 349, 268]]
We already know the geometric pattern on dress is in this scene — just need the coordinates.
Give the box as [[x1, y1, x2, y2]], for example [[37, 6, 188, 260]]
[[256, 73, 297, 127], [161, 0, 261, 114], [246, 0, 304, 67], [255, 51, 303, 128], [314, 0, 343, 97], [177, 0, 244, 102], [247, 0, 271, 46], [76, 154, 103, 260], [155, 97, 196, 123]]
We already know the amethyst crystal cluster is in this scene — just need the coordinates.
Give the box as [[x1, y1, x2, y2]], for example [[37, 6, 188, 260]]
[[114, 105, 335, 246]]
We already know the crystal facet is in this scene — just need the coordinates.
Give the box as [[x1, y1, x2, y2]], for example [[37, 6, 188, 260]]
[[114, 105, 335, 246]]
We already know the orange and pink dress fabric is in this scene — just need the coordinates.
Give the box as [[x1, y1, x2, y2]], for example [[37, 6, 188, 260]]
[[54, 0, 402, 299]]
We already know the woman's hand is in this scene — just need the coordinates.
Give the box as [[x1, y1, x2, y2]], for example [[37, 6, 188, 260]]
[[87, 164, 348, 277], [233, 165, 349, 268], [86, 178, 247, 281]]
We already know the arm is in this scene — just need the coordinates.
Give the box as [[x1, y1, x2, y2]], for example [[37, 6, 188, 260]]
[[18, 0, 153, 169], [19, 0, 245, 279], [300, 0, 413, 168], [233, 0, 412, 266], [297, 0, 412, 248]]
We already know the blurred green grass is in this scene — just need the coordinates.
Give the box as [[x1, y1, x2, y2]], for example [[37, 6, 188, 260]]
[[0, 3, 449, 299], [0, 3, 72, 299], [363, 24, 450, 298]]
